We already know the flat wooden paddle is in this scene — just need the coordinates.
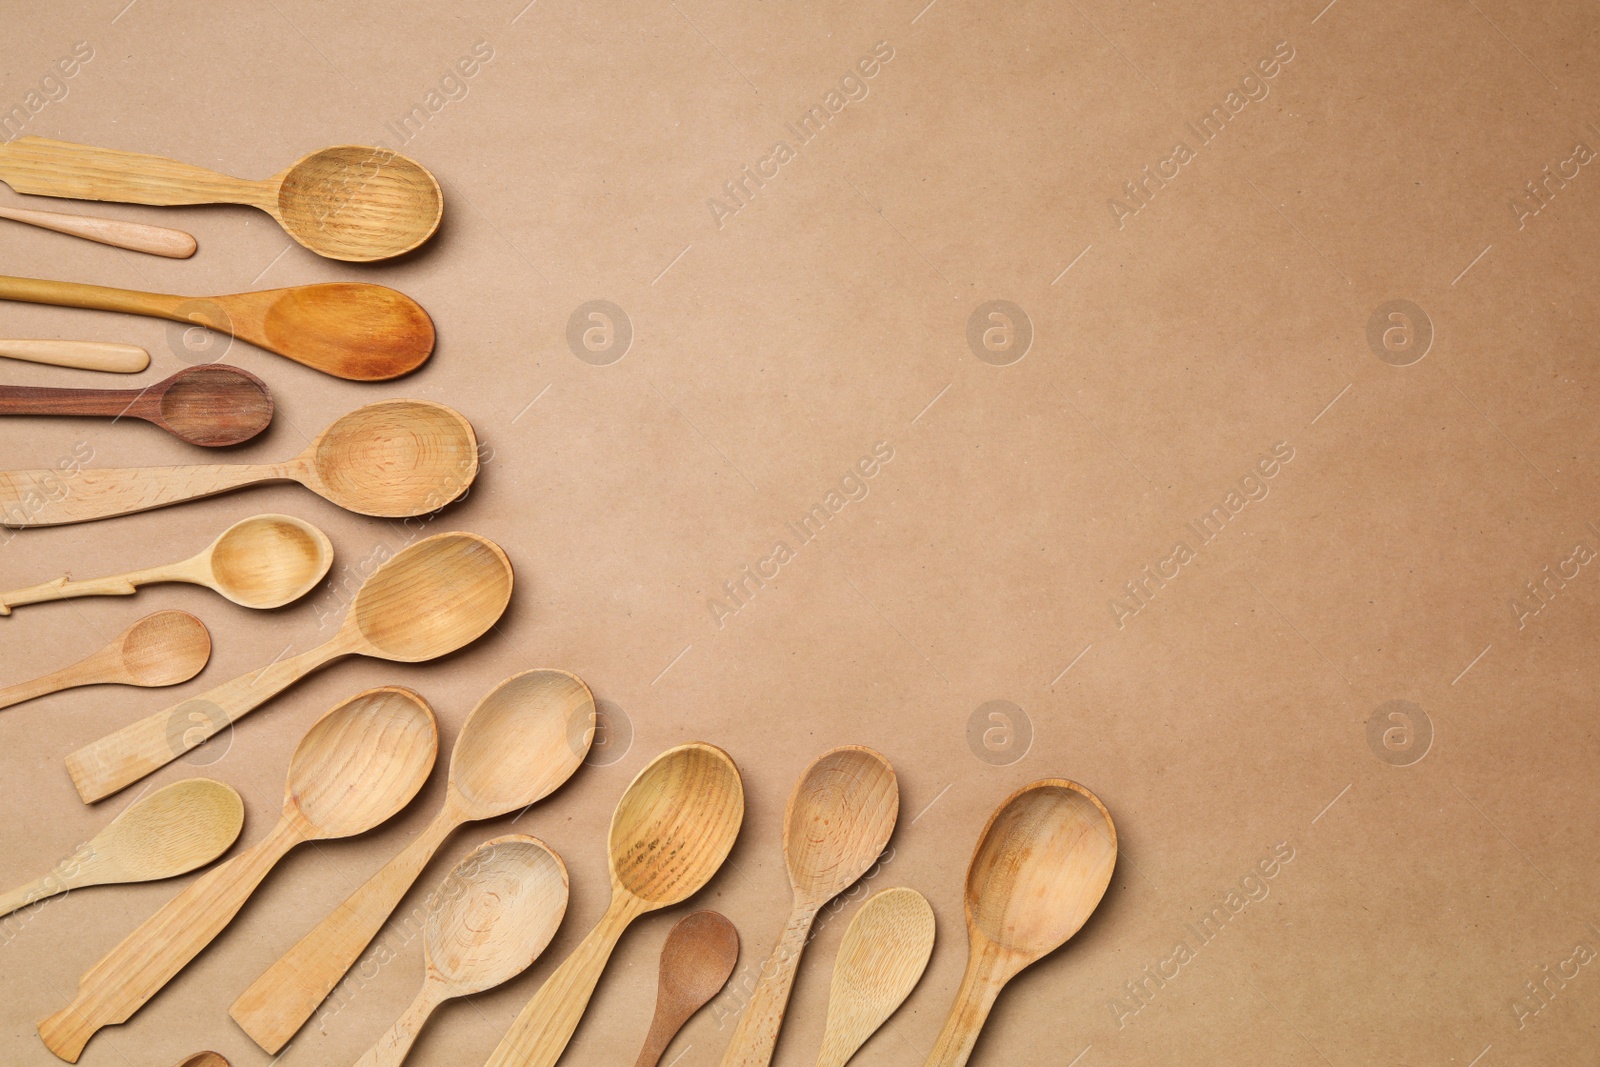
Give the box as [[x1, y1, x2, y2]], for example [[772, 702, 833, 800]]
[[0, 364, 272, 446], [813, 888, 935, 1067]]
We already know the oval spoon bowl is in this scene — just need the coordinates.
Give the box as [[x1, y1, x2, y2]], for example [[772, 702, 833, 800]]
[[205, 514, 333, 608], [275, 147, 444, 262]]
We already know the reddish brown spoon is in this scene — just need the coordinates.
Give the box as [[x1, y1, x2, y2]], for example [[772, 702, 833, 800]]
[[0, 364, 272, 446]]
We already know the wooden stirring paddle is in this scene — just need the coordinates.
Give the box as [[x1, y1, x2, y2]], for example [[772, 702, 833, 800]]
[[0, 610, 209, 711], [0, 364, 272, 446], [633, 912, 740, 1067], [813, 887, 935, 1067], [0, 204, 196, 257]]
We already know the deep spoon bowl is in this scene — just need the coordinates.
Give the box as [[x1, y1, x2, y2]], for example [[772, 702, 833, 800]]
[[306, 399, 479, 517], [205, 514, 333, 608], [348, 532, 513, 661], [274, 147, 444, 261], [154, 365, 274, 445]]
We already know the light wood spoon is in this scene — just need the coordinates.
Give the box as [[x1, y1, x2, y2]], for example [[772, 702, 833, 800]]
[[0, 275, 433, 380], [0, 203, 196, 257], [65, 531, 511, 803], [0, 136, 442, 262], [171, 1055, 228, 1067], [718, 747, 900, 1067], [0, 398, 478, 527], [633, 911, 740, 1067], [232, 669, 596, 1053], [37, 685, 439, 1062], [354, 835, 570, 1067], [814, 888, 935, 1067], [0, 609, 209, 710], [924, 779, 1117, 1067], [0, 364, 272, 446], [0, 778, 242, 919], [485, 742, 746, 1067], [0, 514, 331, 614], [0, 339, 148, 373]]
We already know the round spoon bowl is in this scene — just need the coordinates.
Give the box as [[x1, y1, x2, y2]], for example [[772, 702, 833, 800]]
[[275, 146, 444, 262], [309, 399, 478, 516], [118, 610, 212, 686], [427, 836, 569, 991], [610, 743, 744, 906], [100, 778, 245, 881], [784, 747, 899, 902], [349, 532, 512, 662], [155, 365, 274, 446], [286, 687, 437, 839], [206, 514, 333, 608], [260, 284, 435, 381], [450, 670, 595, 818]]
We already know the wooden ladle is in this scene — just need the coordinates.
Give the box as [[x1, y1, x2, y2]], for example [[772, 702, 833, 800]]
[[0, 609, 209, 710], [353, 835, 570, 1067], [0, 136, 443, 262], [923, 779, 1117, 1067], [485, 742, 746, 1067], [814, 887, 935, 1067], [0, 364, 272, 446], [65, 531, 511, 803], [0, 398, 478, 527], [718, 747, 900, 1067], [232, 669, 595, 1053], [0, 778, 242, 919], [0, 514, 331, 614], [37, 686, 439, 1063], [633, 911, 740, 1067]]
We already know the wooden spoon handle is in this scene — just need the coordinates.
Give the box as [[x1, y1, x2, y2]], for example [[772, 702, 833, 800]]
[[0, 205, 197, 258], [0, 274, 189, 320], [0, 462, 292, 527], [717, 908, 813, 1067], [0, 382, 146, 418], [0, 137, 267, 208], [0, 866, 75, 918], [0, 566, 167, 614], [0, 340, 149, 373], [352, 984, 443, 1067], [36, 818, 300, 1062], [0, 662, 88, 709], [922, 943, 1008, 1067]]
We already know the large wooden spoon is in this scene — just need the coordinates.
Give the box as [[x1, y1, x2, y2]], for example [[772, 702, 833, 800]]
[[1, 514, 331, 614], [0, 137, 442, 262], [0, 398, 478, 527], [485, 742, 746, 1067], [633, 911, 740, 1067], [814, 887, 935, 1067], [923, 779, 1117, 1067], [354, 835, 570, 1067], [36, 686, 439, 1063], [64, 531, 511, 803], [0, 364, 272, 446], [718, 747, 900, 1067], [0, 275, 433, 380], [232, 669, 595, 1053], [0, 778, 242, 919], [0, 203, 196, 258], [0, 609, 209, 710]]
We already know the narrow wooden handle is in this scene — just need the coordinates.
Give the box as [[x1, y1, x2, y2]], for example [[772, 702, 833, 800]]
[[0, 137, 267, 208], [0, 340, 148, 373], [0, 569, 157, 614], [922, 943, 1007, 1067], [0, 205, 196, 258], [0, 664, 83, 710], [0, 383, 146, 419], [0, 462, 291, 527], [352, 985, 442, 1067], [0, 869, 69, 918], [65, 639, 347, 803], [717, 908, 813, 1067], [0, 274, 187, 320]]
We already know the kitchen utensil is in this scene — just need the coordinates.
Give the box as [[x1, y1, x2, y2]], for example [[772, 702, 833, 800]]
[[813, 887, 935, 1067], [0, 609, 208, 710], [0, 339, 148, 372], [171, 1055, 228, 1067], [0, 203, 196, 257], [0, 364, 272, 446], [633, 911, 739, 1067]]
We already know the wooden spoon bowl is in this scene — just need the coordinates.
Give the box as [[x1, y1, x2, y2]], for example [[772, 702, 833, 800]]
[[307, 399, 479, 517], [348, 531, 512, 661], [274, 147, 444, 262], [109, 610, 213, 687], [287, 687, 439, 837], [205, 514, 332, 608], [0, 364, 273, 447], [611, 743, 748, 906]]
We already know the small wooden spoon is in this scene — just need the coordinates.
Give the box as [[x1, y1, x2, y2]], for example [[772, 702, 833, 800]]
[[633, 912, 740, 1067], [353, 835, 570, 1067], [1, 514, 331, 614], [65, 531, 511, 802], [485, 742, 746, 1067], [0, 778, 242, 918], [232, 669, 596, 1053], [923, 780, 1117, 1067], [718, 747, 900, 1067], [0, 398, 478, 527], [0, 136, 442, 262], [0, 204, 196, 258], [37, 686, 438, 1063], [0, 609, 209, 710], [0, 339, 148, 373], [0, 364, 272, 446], [814, 888, 935, 1067]]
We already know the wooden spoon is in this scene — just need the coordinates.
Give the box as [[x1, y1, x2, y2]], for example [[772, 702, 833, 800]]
[[485, 742, 746, 1067], [633, 911, 740, 1067], [1, 514, 331, 615], [718, 747, 900, 1067], [923, 779, 1117, 1067], [0, 778, 242, 919], [0, 203, 196, 257], [0, 275, 433, 380], [0, 398, 478, 527], [0, 339, 148, 373], [171, 1055, 228, 1067], [0, 364, 272, 446], [0, 136, 442, 262], [0, 609, 209, 710], [353, 835, 570, 1067], [232, 669, 595, 1053], [814, 888, 935, 1067], [65, 531, 511, 803], [37, 686, 439, 1062]]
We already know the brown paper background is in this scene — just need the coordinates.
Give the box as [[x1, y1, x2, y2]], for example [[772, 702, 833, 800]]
[[3, 1, 1599, 1065]]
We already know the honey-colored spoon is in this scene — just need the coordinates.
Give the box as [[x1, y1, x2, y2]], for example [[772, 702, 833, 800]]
[[0, 203, 196, 257], [485, 742, 746, 1067], [0, 610, 209, 710], [814, 888, 935, 1067], [65, 531, 511, 803], [0, 136, 442, 262], [633, 912, 740, 1067], [0, 364, 272, 446], [233, 669, 595, 1053], [718, 747, 899, 1067], [0, 339, 149, 373], [923, 779, 1117, 1067], [0, 514, 331, 614], [37, 686, 438, 1063], [0, 778, 242, 919], [354, 836, 570, 1067], [0, 398, 478, 527]]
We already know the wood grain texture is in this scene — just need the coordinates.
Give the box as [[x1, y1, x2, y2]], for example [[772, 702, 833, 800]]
[[813, 888, 935, 1067], [64, 531, 511, 802], [35, 686, 438, 1062], [0, 339, 148, 372], [484, 742, 745, 1067], [0, 204, 196, 257], [170, 1054, 229, 1067], [633, 912, 740, 1067], [0, 609, 208, 710], [0, 364, 272, 446]]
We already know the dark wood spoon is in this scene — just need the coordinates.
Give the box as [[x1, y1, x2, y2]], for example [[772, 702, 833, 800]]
[[0, 364, 272, 446]]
